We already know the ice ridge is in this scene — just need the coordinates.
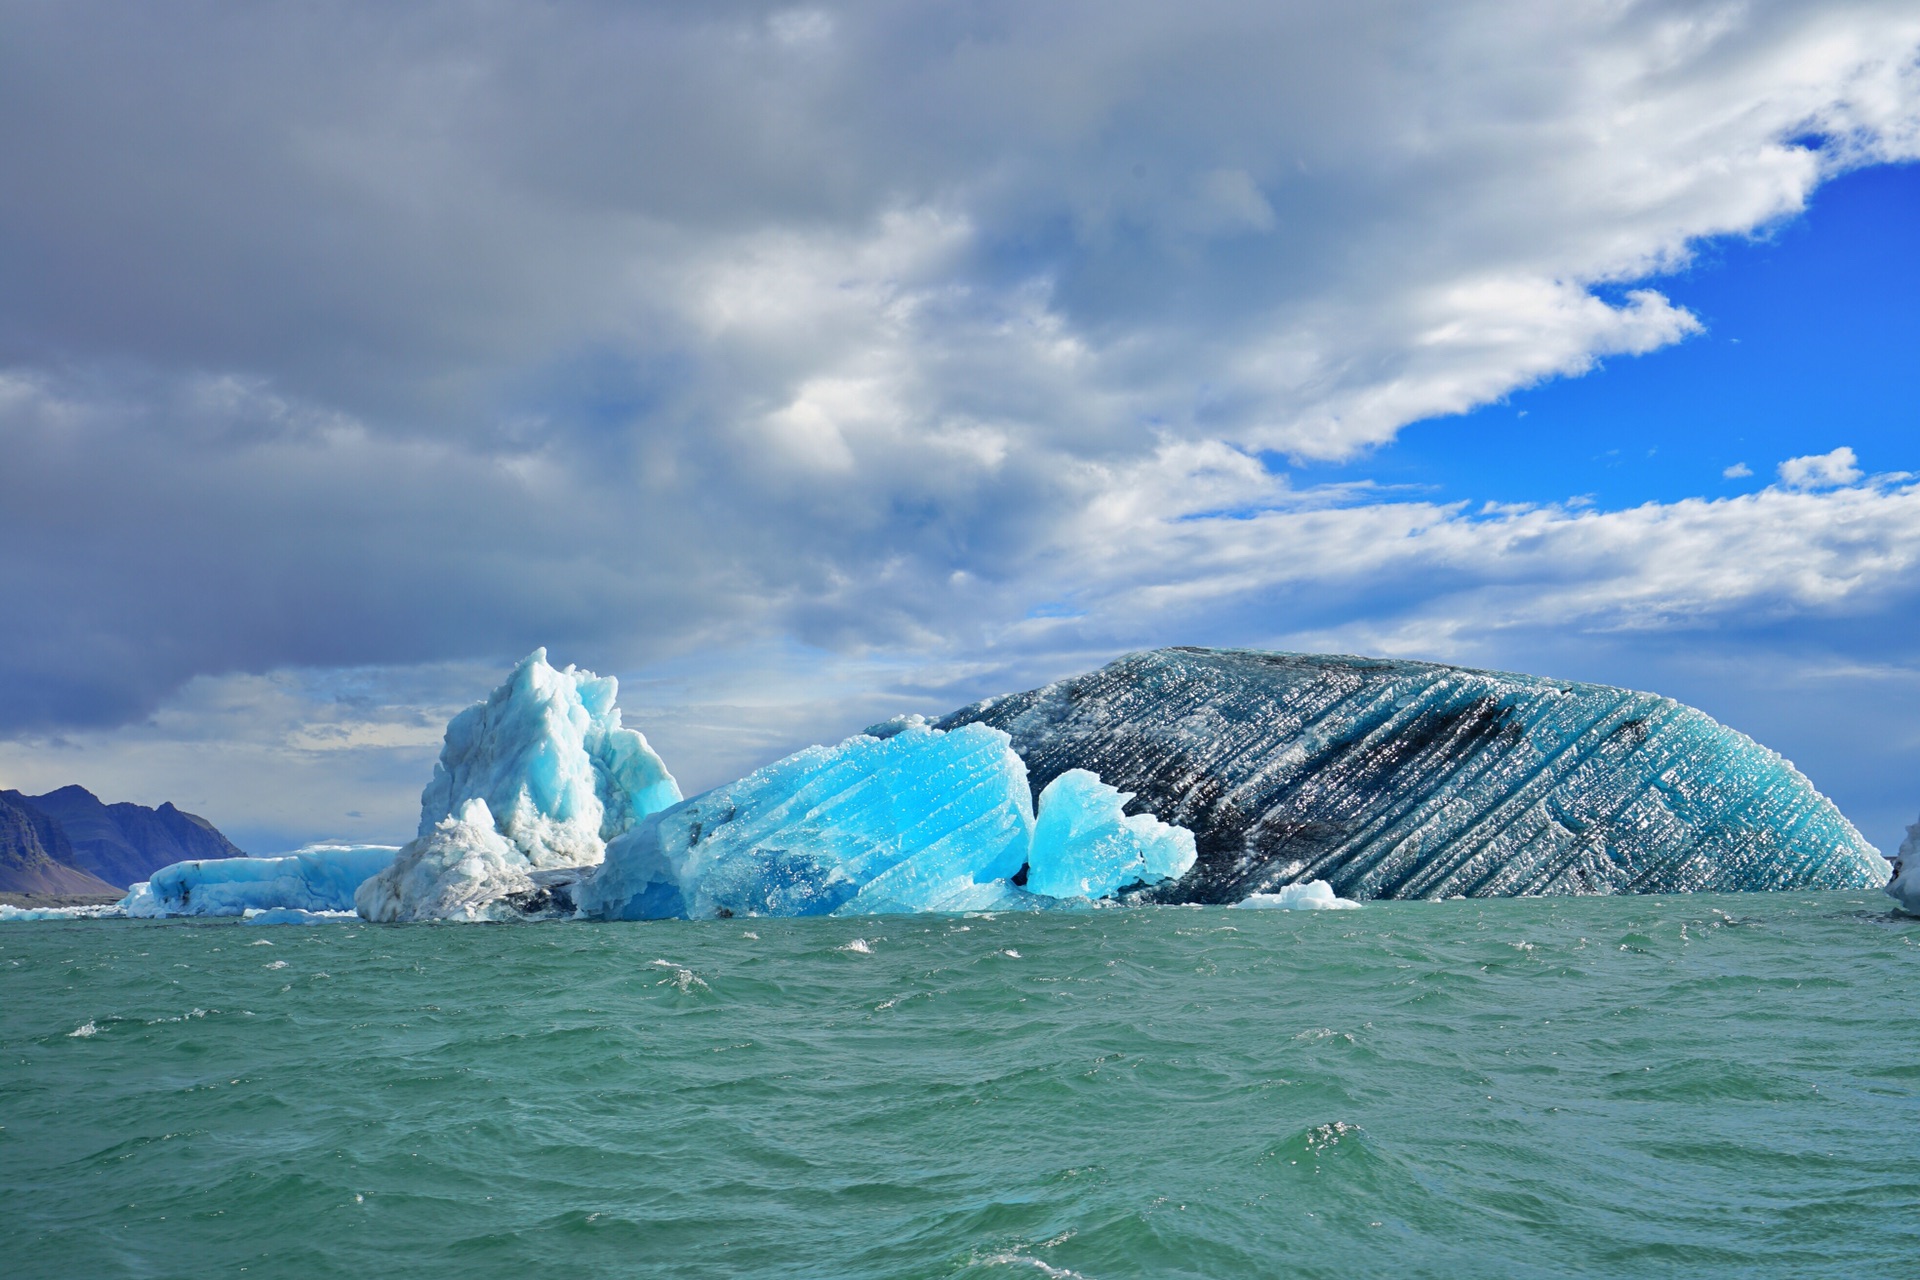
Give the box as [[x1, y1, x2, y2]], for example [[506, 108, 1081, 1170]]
[[938, 647, 1884, 900]]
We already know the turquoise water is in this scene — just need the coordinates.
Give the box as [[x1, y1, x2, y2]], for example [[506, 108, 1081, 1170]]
[[5, 894, 1919, 1278]]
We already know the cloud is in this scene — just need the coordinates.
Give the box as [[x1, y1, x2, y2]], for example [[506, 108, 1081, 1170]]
[[1779, 445, 1864, 489], [2, 0, 1920, 751], [1724, 462, 1754, 478]]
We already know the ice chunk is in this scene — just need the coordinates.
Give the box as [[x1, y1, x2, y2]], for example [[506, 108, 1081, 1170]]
[[355, 799, 535, 923], [1886, 817, 1920, 914], [941, 647, 1886, 899], [0, 902, 121, 921], [123, 844, 399, 917], [1026, 769, 1196, 899], [1230, 881, 1361, 910], [243, 908, 359, 925], [417, 648, 680, 869], [863, 713, 932, 740]]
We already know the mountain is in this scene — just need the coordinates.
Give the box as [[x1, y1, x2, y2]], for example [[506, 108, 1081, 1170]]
[[937, 647, 1885, 900], [5, 786, 246, 889], [0, 791, 122, 895]]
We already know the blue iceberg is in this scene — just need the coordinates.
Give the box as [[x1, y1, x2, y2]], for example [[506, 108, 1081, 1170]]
[[122, 844, 399, 917], [415, 647, 680, 867], [1027, 769, 1195, 900], [357, 650, 682, 921], [577, 722, 1196, 920]]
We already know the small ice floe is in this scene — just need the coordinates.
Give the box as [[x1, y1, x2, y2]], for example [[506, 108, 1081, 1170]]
[[0, 903, 121, 922], [68, 1020, 99, 1038], [1229, 880, 1361, 911], [838, 937, 874, 954], [649, 958, 708, 993], [243, 908, 358, 926]]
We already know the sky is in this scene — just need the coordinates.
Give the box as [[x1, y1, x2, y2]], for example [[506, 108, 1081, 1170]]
[[3, 1, 1920, 856]]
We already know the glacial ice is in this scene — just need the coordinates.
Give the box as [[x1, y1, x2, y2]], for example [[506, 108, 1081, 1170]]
[[1886, 818, 1920, 914], [580, 722, 1037, 920], [93, 644, 1878, 928], [355, 650, 682, 921], [1027, 769, 1195, 899], [941, 648, 1886, 900], [0, 902, 121, 921], [417, 647, 680, 866], [243, 907, 359, 925], [356, 800, 537, 923], [122, 844, 400, 917], [577, 722, 1194, 920], [1230, 881, 1361, 911]]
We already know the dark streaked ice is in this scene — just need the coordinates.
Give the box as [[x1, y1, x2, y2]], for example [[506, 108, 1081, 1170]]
[[939, 647, 1885, 900]]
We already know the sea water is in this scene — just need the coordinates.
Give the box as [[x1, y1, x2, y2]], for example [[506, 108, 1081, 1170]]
[[5, 893, 1918, 1278]]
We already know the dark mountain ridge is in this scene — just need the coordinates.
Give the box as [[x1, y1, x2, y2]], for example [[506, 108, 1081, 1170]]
[[0, 791, 122, 895], [0, 786, 245, 891]]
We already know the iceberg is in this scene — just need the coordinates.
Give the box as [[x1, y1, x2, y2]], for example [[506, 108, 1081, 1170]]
[[939, 648, 1886, 900], [1230, 881, 1361, 911], [123, 844, 399, 917], [578, 722, 1195, 920], [1026, 769, 1195, 899], [1886, 818, 1920, 914], [416, 647, 680, 866], [355, 650, 682, 921], [580, 722, 1036, 920]]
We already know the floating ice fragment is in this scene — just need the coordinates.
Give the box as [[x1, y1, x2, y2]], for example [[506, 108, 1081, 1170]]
[[0, 903, 120, 922], [122, 845, 399, 917], [1026, 769, 1195, 899], [1230, 881, 1361, 910], [1886, 816, 1920, 914], [242, 908, 358, 925]]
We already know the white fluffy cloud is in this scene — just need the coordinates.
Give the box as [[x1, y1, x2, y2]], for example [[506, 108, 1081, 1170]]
[[1779, 446, 1866, 489]]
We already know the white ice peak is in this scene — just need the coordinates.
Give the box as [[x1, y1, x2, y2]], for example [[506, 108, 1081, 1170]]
[[417, 647, 681, 869]]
